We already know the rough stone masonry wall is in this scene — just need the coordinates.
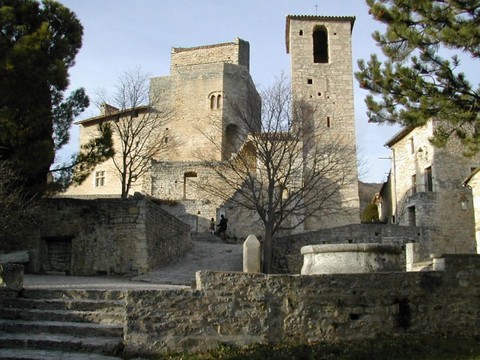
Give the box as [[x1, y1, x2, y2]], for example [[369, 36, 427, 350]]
[[22, 197, 190, 276], [272, 224, 433, 274], [145, 199, 192, 270], [171, 38, 249, 70], [123, 254, 480, 356]]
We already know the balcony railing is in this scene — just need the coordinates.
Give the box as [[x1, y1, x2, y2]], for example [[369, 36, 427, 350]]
[[407, 184, 435, 196]]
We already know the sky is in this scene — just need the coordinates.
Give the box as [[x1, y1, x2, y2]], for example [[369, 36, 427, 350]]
[[57, 0, 402, 183]]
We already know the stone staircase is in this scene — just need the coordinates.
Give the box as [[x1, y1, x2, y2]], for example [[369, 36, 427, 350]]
[[0, 288, 126, 359]]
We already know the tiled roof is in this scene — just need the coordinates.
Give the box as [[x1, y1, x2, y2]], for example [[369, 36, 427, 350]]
[[384, 126, 415, 147], [75, 105, 150, 126]]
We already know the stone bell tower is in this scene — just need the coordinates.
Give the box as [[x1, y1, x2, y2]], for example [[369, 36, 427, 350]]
[[286, 15, 360, 228]]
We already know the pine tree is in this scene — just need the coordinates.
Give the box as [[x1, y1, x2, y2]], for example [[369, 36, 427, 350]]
[[0, 0, 112, 196], [356, 0, 480, 155]]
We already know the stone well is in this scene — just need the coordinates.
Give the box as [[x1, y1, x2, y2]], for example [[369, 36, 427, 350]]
[[301, 243, 402, 275]]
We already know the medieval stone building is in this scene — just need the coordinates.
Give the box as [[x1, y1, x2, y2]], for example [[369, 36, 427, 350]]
[[65, 16, 362, 239], [379, 120, 480, 257]]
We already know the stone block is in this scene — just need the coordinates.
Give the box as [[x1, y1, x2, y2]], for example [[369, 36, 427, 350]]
[[0, 263, 23, 292], [243, 234, 261, 273]]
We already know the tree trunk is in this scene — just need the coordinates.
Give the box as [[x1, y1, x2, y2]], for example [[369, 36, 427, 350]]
[[263, 226, 274, 273]]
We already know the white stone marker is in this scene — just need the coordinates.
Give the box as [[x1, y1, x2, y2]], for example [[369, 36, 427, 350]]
[[243, 234, 261, 273]]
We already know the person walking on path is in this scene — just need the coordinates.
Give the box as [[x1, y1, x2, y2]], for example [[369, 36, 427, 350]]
[[217, 214, 228, 241], [210, 218, 215, 235]]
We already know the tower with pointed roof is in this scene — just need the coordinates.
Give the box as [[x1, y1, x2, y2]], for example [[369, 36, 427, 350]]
[[286, 15, 360, 228]]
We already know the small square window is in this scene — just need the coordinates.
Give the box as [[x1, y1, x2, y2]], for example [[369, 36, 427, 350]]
[[307, 78, 313, 85]]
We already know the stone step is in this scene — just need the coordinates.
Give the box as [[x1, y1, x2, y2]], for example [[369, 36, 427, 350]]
[[0, 307, 124, 325], [0, 348, 123, 360], [20, 289, 126, 301], [1, 298, 124, 312], [0, 333, 123, 356], [192, 232, 225, 243], [0, 319, 123, 338]]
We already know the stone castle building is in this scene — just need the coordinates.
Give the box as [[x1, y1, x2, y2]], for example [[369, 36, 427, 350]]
[[65, 16, 362, 239]]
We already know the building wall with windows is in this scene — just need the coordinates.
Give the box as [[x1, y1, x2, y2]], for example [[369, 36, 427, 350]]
[[286, 16, 360, 229], [65, 39, 258, 198], [150, 38, 259, 163], [384, 120, 479, 257]]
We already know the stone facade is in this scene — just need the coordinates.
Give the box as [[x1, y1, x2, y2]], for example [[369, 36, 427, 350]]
[[286, 16, 360, 229], [123, 254, 480, 355], [381, 121, 480, 258], [15, 196, 191, 276], [464, 169, 480, 253]]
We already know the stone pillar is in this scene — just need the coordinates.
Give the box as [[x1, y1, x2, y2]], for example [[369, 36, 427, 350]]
[[406, 242, 420, 272], [243, 235, 261, 273]]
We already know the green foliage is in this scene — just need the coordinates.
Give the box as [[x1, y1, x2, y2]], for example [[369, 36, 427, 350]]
[[361, 203, 380, 222], [0, 0, 112, 196], [355, 0, 480, 155], [159, 336, 480, 360], [52, 122, 114, 192]]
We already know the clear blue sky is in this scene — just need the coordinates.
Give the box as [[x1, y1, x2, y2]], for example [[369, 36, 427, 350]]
[[57, 0, 402, 183]]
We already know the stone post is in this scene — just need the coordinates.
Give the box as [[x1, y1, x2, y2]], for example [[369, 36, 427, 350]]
[[243, 234, 261, 273], [406, 242, 420, 272]]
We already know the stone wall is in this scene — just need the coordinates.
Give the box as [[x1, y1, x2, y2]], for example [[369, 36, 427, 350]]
[[171, 38, 249, 70], [272, 224, 432, 274], [387, 121, 479, 256], [123, 254, 480, 356], [20, 196, 191, 276]]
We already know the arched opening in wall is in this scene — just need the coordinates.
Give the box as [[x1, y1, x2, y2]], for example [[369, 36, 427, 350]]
[[217, 94, 222, 109], [243, 141, 257, 171], [407, 206, 416, 226], [42, 236, 73, 274], [225, 124, 239, 160], [210, 95, 216, 109], [313, 25, 328, 63], [184, 171, 198, 199]]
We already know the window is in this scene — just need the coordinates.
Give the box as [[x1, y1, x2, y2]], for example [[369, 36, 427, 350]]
[[299, 30, 303, 36], [407, 206, 416, 226], [326, 117, 331, 128], [209, 93, 222, 109], [210, 95, 216, 109], [409, 137, 414, 154], [307, 78, 313, 84], [424, 166, 433, 192], [95, 171, 105, 187], [313, 25, 328, 63], [411, 174, 417, 194]]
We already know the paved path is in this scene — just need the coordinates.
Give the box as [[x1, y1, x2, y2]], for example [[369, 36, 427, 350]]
[[24, 237, 243, 289]]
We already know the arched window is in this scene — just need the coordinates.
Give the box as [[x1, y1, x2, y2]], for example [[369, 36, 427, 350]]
[[225, 124, 239, 159], [210, 95, 216, 109], [217, 94, 222, 109], [313, 26, 328, 63]]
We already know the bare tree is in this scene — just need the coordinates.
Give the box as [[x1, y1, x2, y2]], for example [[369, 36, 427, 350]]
[[198, 76, 358, 273], [96, 68, 176, 198]]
